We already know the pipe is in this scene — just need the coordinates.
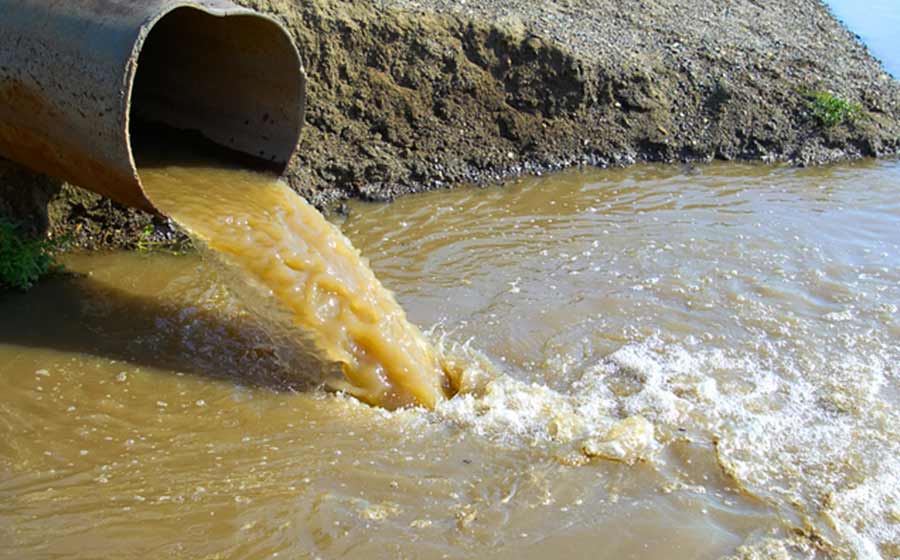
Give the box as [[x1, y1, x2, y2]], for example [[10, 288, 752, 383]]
[[0, 0, 306, 212]]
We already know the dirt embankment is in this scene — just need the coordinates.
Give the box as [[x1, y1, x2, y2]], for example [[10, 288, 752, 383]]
[[3, 0, 900, 248]]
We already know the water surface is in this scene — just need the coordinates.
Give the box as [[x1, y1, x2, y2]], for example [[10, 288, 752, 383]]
[[1, 160, 899, 558]]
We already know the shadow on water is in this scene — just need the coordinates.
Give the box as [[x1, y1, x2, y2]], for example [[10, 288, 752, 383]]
[[0, 125, 328, 394], [0, 271, 325, 392]]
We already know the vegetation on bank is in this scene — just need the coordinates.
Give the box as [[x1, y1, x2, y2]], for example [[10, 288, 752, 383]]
[[136, 224, 167, 254], [807, 91, 863, 127], [135, 223, 189, 255], [0, 217, 65, 290]]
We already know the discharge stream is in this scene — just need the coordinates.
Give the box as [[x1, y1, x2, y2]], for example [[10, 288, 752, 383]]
[[136, 147, 457, 409]]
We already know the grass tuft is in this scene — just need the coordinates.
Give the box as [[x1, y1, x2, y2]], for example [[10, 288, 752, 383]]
[[0, 218, 66, 290], [806, 91, 862, 128], [135, 223, 186, 255], [135, 224, 157, 254]]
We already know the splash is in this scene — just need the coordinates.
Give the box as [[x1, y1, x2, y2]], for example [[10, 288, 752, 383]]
[[133, 141, 656, 466]]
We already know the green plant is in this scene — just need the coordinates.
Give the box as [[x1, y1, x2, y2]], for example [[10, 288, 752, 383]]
[[135, 223, 156, 253], [0, 218, 65, 290], [806, 91, 862, 127], [134, 223, 186, 255]]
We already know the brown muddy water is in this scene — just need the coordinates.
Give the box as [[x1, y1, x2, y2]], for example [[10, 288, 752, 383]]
[[136, 158, 456, 410], [1, 160, 899, 558]]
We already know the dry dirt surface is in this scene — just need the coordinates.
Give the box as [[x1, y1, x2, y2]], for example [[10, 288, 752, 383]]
[[3, 0, 900, 248]]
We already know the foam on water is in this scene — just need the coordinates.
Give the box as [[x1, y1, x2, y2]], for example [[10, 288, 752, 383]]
[[366, 330, 898, 557], [319, 322, 896, 557], [327, 336, 660, 466], [627, 331, 895, 556], [433, 340, 657, 464]]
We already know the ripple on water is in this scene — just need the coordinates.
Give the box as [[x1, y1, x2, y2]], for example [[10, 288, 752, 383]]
[[2, 160, 899, 558]]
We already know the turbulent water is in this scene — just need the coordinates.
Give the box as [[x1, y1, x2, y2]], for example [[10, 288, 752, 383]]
[[136, 157, 455, 409], [1, 160, 899, 558]]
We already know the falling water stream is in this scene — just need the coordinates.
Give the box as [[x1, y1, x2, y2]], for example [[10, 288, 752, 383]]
[[135, 150, 456, 410]]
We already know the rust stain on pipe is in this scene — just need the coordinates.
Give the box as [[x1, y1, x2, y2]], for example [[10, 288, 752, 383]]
[[0, 0, 306, 212]]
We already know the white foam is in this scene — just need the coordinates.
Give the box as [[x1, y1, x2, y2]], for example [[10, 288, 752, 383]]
[[329, 321, 899, 557], [569, 336, 900, 558], [432, 339, 657, 464]]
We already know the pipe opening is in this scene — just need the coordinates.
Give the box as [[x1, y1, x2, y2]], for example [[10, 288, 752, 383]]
[[129, 6, 304, 173]]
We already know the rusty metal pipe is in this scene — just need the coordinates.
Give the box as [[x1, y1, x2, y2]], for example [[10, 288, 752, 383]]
[[0, 0, 306, 212]]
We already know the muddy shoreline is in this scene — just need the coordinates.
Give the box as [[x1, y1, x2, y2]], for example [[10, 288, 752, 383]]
[[2, 0, 899, 249]]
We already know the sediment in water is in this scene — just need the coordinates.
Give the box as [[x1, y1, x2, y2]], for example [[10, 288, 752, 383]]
[[3, 160, 898, 558], [135, 146, 456, 409]]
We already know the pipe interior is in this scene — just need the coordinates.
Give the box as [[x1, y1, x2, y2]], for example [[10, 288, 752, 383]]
[[129, 7, 303, 171]]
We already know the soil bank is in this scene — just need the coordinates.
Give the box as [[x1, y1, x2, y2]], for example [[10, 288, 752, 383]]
[[2, 0, 899, 248]]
